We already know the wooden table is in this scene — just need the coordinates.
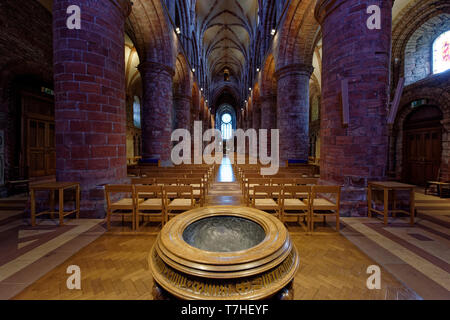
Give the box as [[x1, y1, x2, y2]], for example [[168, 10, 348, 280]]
[[368, 181, 415, 225], [30, 182, 80, 226]]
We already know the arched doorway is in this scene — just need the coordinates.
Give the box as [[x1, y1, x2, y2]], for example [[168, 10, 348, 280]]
[[402, 105, 443, 185]]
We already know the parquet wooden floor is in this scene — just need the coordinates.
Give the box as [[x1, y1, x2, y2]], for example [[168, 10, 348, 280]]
[[13, 222, 419, 300], [10, 160, 420, 300]]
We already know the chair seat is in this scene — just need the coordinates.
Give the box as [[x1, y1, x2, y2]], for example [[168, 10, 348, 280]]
[[111, 198, 142, 210], [138, 198, 163, 210], [168, 199, 193, 209], [309, 198, 337, 210], [284, 199, 308, 210], [254, 199, 279, 209], [249, 190, 267, 196]]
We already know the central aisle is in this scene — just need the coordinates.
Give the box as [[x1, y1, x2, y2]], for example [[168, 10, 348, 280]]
[[206, 156, 244, 206]]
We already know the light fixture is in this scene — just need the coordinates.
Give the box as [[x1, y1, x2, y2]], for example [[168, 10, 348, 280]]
[[201, 88, 204, 91], [192, 68, 195, 72], [249, 88, 252, 91], [256, 68, 260, 72], [176, 27, 181, 34], [271, 29, 276, 36]]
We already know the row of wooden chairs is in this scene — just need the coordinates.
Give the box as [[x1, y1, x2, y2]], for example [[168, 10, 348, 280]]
[[131, 177, 206, 206], [250, 185, 341, 232], [105, 184, 196, 231], [244, 178, 318, 205]]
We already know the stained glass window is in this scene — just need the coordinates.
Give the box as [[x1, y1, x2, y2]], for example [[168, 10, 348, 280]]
[[221, 113, 232, 140], [133, 96, 141, 128], [433, 30, 450, 74]]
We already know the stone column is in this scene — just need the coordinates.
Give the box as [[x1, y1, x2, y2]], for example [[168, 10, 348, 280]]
[[260, 95, 277, 154], [315, 0, 392, 216], [139, 62, 174, 166], [53, 0, 131, 218], [173, 94, 192, 130], [276, 64, 314, 165]]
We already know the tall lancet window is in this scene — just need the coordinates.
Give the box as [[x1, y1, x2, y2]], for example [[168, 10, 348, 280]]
[[133, 96, 141, 128], [433, 30, 450, 74], [221, 113, 232, 140]]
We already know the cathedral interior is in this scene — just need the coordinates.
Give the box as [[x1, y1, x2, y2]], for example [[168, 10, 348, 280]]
[[0, 0, 449, 301]]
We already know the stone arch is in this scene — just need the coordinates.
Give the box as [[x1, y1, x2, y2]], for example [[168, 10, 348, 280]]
[[391, 86, 450, 181], [403, 14, 450, 85], [391, 0, 450, 87], [127, 0, 175, 67], [275, 0, 320, 70]]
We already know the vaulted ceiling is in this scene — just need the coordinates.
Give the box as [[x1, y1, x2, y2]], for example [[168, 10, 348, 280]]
[[196, 0, 259, 92]]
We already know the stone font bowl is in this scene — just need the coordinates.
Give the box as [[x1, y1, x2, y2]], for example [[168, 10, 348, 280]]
[[149, 206, 299, 300]]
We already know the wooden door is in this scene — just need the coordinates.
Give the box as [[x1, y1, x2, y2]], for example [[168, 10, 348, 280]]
[[404, 128, 441, 186], [27, 118, 55, 177]]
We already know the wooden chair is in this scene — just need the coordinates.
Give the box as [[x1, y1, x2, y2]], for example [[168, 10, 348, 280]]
[[178, 178, 204, 206], [165, 186, 195, 222], [105, 185, 140, 231], [134, 185, 164, 229], [296, 178, 319, 185], [309, 186, 341, 232], [271, 178, 296, 199], [246, 178, 270, 205], [252, 185, 282, 219], [425, 169, 450, 198], [282, 186, 311, 231]]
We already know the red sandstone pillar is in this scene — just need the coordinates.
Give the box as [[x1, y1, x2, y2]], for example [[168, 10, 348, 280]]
[[173, 94, 192, 130], [260, 95, 276, 131], [276, 64, 314, 165], [139, 62, 174, 166], [53, 0, 131, 217], [260, 95, 277, 153], [315, 0, 392, 215]]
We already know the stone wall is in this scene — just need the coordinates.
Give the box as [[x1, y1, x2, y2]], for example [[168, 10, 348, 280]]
[[404, 14, 450, 85]]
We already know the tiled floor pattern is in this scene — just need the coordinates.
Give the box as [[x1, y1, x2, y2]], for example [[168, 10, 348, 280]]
[[340, 193, 450, 300], [0, 209, 104, 299]]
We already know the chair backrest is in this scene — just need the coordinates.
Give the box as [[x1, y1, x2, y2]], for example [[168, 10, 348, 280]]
[[247, 178, 270, 187], [134, 185, 163, 199], [271, 178, 296, 186], [253, 185, 282, 197], [283, 185, 311, 199], [105, 184, 134, 207], [156, 178, 179, 186], [164, 185, 193, 198], [178, 178, 202, 186], [296, 178, 318, 185], [131, 178, 155, 185], [311, 185, 341, 205]]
